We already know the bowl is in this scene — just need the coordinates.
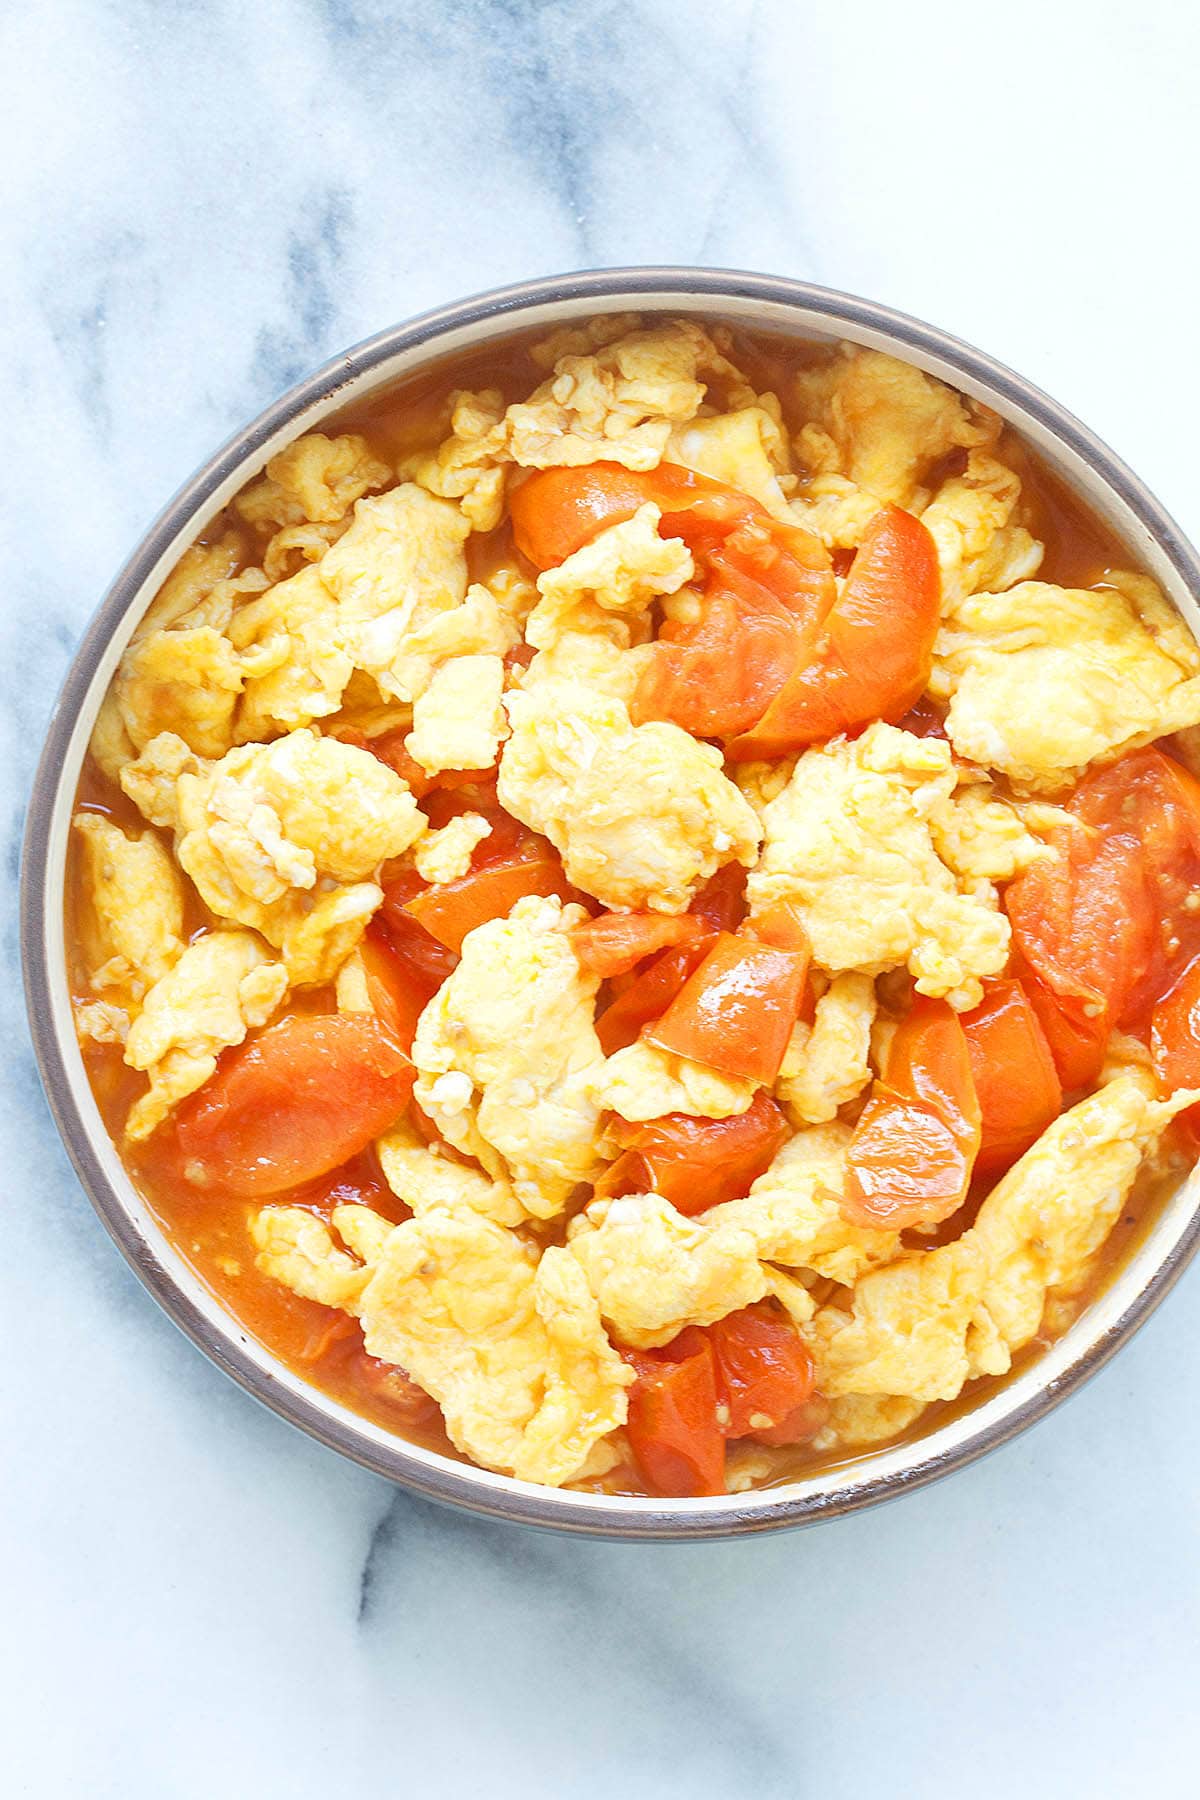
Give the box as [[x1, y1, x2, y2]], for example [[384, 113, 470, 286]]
[[22, 267, 1200, 1539]]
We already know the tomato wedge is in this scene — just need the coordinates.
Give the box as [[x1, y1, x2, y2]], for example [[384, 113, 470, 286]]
[[689, 863, 748, 934], [1002, 747, 1200, 1066], [843, 996, 981, 1230], [707, 1303, 816, 1438], [646, 930, 809, 1085], [595, 929, 718, 1055], [960, 978, 1062, 1171], [623, 1328, 726, 1497], [593, 1091, 789, 1214], [511, 462, 761, 568], [633, 518, 837, 739], [177, 1013, 415, 1197], [741, 901, 810, 954], [404, 853, 574, 953], [728, 506, 941, 757], [350, 923, 437, 1051], [571, 911, 704, 979]]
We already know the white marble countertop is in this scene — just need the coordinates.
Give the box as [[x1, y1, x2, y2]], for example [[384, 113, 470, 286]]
[[6, 3, 1200, 1793]]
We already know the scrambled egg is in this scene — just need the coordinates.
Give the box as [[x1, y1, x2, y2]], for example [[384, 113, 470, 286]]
[[318, 483, 472, 702], [777, 971, 876, 1125], [406, 652, 508, 774], [499, 678, 761, 912], [747, 723, 1009, 1008], [412, 812, 492, 884], [502, 320, 744, 471], [124, 929, 287, 1138], [525, 504, 693, 650], [793, 346, 998, 509], [708, 1121, 901, 1285], [933, 572, 1200, 788], [412, 896, 608, 1218], [807, 1075, 1196, 1404], [229, 565, 354, 740], [234, 431, 391, 533], [567, 1192, 768, 1348], [403, 389, 508, 531], [587, 1040, 757, 1122], [520, 627, 654, 705], [928, 780, 1055, 882], [175, 728, 423, 984], [114, 626, 248, 760], [72, 813, 184, 1021], [920, 451, 1044, 608], [376, 1119, 524, 1226], [119, 732, 204, 831], [255, 1201, 631, 1485], [665, 402, 796, 519]]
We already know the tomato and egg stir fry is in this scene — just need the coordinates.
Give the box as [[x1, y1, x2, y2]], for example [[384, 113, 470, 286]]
[[69, 318, 1200, 1497]]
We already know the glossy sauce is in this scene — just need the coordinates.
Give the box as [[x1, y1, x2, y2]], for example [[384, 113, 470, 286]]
[[67, 321, 1179, 1493]]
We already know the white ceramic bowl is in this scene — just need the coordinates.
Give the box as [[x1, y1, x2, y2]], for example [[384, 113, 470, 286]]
[[22, 269, 1200, 1538]]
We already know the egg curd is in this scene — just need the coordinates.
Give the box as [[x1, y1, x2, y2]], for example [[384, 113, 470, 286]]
[[69, 320, 1200, 1497]]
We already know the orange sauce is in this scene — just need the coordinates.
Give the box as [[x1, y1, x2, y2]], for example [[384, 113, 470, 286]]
[[67, 320, 1185, 1494]]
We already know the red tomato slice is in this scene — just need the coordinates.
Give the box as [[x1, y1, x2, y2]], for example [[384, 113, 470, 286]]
[[843, 995, 981, 1230], [633, 518, 836, 741], [404, 854, 573, 953], [595, 930, 718, 1055], [707, 1303, 816, 1438], [510, 462, 762, 568], [960, 978, 1062, 1171], [570, 911, 704, 978], [624, 1328, 726, 1497], [689, 863, 749, 934], [1006, 819, 1152, 1026], [634, 583, 803, 739], [727, 506, 941, 757], [646, 931, 809, 1085], [593, 1091, 789, 1214], [741, 901, 810, 955], [1019, 965, 1110, 1092], [176, 1014, 415, 1198], [357, 921, 441, 1051], [895, 696, 949, 740], [750, 1393, 830, 1447]]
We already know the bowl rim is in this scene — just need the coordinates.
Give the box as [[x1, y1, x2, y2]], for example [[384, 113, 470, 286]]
[[22, 264, 1200, 1540]]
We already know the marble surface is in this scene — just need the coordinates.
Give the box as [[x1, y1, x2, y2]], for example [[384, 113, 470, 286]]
[[5, 2, 1200, 1793]]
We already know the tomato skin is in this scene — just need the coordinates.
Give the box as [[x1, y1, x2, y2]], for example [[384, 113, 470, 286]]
[[689, 863, 748, 934], [1020, 968, 1110, 1092], [357, 921, 439, 1051], [961, 978, 1062, 1170], [595, 930, 718, 1055], [624, 1328, 726, 1497], [646, 931, 809, 1085], [404, 854, 573, 952], [741, 901, 810, 955], [1007, 748, 1200, 1058], [707, 1304, 816, 1438], [176, 1014, 415, 1198], [570, 911, 704, 978], [843, 996, 981, 1230], [510, 463, 760, 568], [727, 506, 941, 757], [593, 1091, 789, 1214], [633, 519, 837, 740]]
